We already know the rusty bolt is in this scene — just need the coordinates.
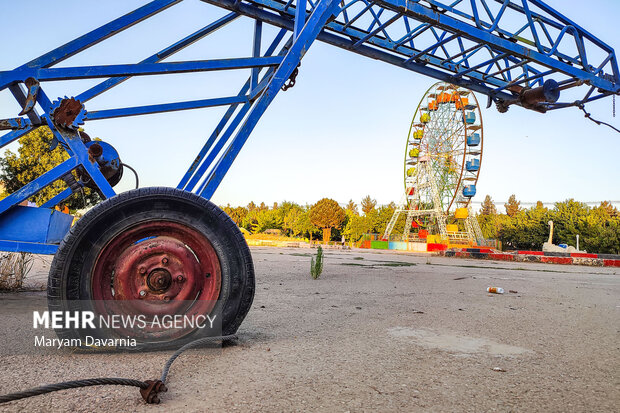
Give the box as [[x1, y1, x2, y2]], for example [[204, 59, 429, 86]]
[[162, 257, 169, 265], [163, 296, 170, 302], [176, 275, 185, 282], [87, 142, 103, 158], [139, 266, 147, 275], [139, 290, 147, 298]]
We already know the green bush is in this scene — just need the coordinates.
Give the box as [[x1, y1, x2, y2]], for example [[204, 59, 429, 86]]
[[310, 246, 324, 279]]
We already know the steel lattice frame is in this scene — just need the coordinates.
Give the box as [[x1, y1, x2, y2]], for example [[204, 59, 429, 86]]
[[0, 0, 618, 254]]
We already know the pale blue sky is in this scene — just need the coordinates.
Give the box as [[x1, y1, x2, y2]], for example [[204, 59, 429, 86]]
[[1, 0, 619, 208]]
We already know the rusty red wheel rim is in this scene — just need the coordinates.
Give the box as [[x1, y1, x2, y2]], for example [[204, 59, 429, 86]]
[[91, 220, 221, 341]]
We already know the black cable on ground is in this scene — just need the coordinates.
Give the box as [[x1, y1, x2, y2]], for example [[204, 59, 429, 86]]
[[160, 334, 237, 383], [0, 378, 147, 404], [0, 334, 236, 405]]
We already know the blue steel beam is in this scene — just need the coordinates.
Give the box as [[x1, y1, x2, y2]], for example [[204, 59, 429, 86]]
[[16, 0, 181, 70], [0, 128, 33, 148], [191, 42, 295, 194], [77, 12, 240, 102], [85, 96, 250, 121], [41, 188, 74, 209], [200, 0, 517, 101], [251, 21, 263, 90], [199, 0, 342, 198], [0, 241, 58, 255], [0, 57, 284, 85], [201, 0, 619, 110], [179, 28, 289, 191], [0, 157, 78, 216], [0, 11, 240, 148]]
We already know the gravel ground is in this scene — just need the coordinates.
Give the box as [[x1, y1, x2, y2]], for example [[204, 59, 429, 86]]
[[0, 247, 618, 412]]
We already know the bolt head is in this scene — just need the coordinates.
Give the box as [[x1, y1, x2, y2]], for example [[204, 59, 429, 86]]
[[139, 266, 147, 274], [163, 296, 170, 302], [139, 290, 146, 297], [176, 274, 184, 282], [162, 257, 169, 265]]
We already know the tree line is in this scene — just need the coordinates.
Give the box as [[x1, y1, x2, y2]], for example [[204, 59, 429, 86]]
[[224, 195, 619, 253], [221, 195, 397, 243], [478, 195, 619, 254]]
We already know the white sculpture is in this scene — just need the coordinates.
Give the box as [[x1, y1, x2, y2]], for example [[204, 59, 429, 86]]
[[542, 220, 584, 253]]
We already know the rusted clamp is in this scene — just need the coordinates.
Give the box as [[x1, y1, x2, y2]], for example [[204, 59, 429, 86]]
[[18, 77, 40, 116], [140, 379, 168, 404]]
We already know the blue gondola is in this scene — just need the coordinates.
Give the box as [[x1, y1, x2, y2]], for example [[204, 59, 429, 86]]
[[467, 133, 480, 146], [463, 185, 476, 197], [464, 112, 476, 124], [466, 159, 480, 171]]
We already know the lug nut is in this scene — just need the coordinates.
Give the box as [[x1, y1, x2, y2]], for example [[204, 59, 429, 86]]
[[163, 296, 170, 302], [139, 266, 147, 274], [176, 275, 185, 282], [162, 257, 168, 265], [139, 290, 147, 297]]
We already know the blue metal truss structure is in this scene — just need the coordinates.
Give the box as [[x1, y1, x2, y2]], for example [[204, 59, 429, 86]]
[[0, 0, 618, 254]]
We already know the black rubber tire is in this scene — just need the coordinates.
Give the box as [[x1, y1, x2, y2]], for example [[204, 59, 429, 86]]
[[47, 187, 254, 347]]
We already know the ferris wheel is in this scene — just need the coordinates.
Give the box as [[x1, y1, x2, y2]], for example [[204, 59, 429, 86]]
[[383, 82, 485, 244], [405, 82, 483, 214]]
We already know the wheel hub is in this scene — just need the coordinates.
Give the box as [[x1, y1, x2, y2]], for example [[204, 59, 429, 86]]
[[147, 268, 172, 292], [113, 236, 205, 306]]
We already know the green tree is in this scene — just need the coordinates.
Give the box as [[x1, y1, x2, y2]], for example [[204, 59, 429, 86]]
[[369, 204, 396, 235], [361, 195, 377, 215], [477, 197, 620, 254], [589, 220, 620, 254], [345, 199, 358, 215], [596, 201, 619, 218], [276, 201, 300, 227], [342, 210, 372, 242], [241, 208, 260, 232], [254, 209, 283, 233], [550, 199, 597, 249], [222, 205, 248, 226], [295, 209, 319, 241], [309, 198, 345, 243], [283, 205, 304, 237], [504, 194, 521, 217], [481, 195, 497, 215], [0, 127, 99, 210]]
